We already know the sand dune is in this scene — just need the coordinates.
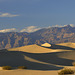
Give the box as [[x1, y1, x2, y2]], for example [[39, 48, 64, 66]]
[[8, 44, 71, 53], [41, 43, 51, 47], [0, 50, 74, 70], [57, 50, 75, 60], [57, 42, 75, 48], [0, 69, 58, 75], [0, 42, 75, 75], [0, 51, 63, 70], [8, 44, 53, 53]]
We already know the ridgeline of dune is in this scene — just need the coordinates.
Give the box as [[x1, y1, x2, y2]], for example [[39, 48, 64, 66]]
[[8, 44, 53, 53], [41, 43, 51, 47], [57, 42, 75, 48], [8, 44, 71, 53]]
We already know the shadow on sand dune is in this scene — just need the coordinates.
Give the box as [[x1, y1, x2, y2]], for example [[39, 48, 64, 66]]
[[0, 49, 74, 70], [25, 60, 63, 70], [0, 50, 63, 70], [23, 52, 74, 66], [39, 44, 75, 50]]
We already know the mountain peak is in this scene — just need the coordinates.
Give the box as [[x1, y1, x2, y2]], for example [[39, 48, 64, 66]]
[[64, 25, 72, 28]]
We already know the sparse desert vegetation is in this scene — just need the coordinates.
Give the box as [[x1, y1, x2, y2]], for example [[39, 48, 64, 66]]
[[2, 66, 12, 70], [18, 66, 27, 69], [72, 62, 75, 66], [58, 68, 74, 75]]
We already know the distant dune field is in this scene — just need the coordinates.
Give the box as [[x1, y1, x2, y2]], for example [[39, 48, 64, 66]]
[[0, 42, 75, 75]]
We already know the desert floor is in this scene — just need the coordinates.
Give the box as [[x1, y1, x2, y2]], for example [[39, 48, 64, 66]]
[[0, 69, 58, 75]]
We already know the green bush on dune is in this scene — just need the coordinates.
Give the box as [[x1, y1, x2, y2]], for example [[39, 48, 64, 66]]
[[58, 68, 74, 75], [18, 66, 27, 69], [2, 66, 12, 70]]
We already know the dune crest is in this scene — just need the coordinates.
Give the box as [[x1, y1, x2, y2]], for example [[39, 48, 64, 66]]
[[57, 42, 75, 48], [8, 44, 70, 53], [41, 43, 51, 47]]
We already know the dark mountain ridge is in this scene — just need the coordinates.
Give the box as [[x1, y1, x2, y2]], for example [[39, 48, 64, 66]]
[[0, 25, 75, 49]]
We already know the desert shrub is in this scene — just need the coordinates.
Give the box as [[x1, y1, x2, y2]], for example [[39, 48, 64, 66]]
[[58, 68, 74, 75], [2, 66, 12, 70], [72, 62, 75, 66], [18, 66, 27, 69]]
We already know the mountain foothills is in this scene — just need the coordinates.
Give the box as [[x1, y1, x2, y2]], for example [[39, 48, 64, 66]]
[[0, 25, 75, 49]]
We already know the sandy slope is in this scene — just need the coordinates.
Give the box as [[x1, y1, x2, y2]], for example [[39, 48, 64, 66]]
[[57, 42, 75, 48], [8, 44, 71, 53], [9, 44, 53, 53], [0, 42, 75, 75], [41, 43, 51, 47], [0, 69, 58, 75]]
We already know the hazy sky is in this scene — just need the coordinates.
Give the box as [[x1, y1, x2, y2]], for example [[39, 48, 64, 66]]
[[0, 0, 75, 32]]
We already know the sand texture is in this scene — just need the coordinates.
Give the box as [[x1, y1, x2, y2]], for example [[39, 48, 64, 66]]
[[0, 42, 75, 75], [41, 43, 51, 47]]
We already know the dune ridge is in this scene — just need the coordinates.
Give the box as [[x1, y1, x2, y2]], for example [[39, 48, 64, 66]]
[[0, 42, 75, 75], [8, 44, 72, 53], [57, 42, 75, 48]]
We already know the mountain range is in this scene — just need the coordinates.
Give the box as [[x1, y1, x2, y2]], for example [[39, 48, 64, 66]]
[[0, 25, 75, 49]]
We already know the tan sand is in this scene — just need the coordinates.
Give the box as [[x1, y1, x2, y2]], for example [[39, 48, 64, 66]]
[[8, 44, 71, 53], [0, 42, 75, 75], [41, 43, 51, 47], [57, 42, 75, 48], [0, 69, 58, 75], [0, 67, 75, 75], [2, 43, 74, 69]]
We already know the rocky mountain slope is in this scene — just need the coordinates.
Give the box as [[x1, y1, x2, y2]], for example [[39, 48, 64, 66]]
[[0, 25, 75, 49]]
